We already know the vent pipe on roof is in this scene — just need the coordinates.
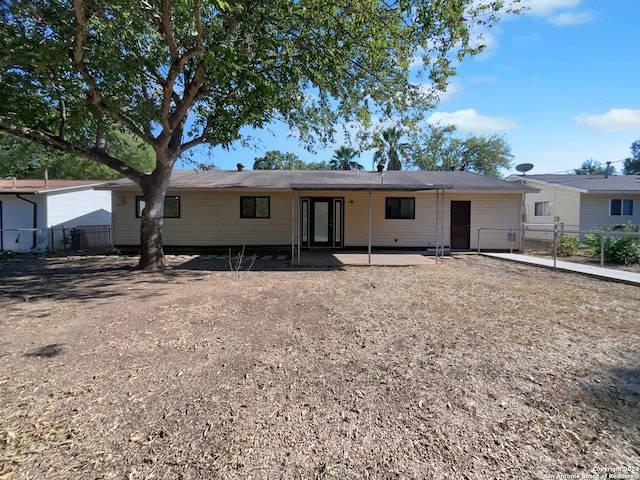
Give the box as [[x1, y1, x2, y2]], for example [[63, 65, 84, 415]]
[[604, 161, 611, 178], [44, 169, 49, 187], [12, 176, 16, 189], [237, 163, 245, 172]]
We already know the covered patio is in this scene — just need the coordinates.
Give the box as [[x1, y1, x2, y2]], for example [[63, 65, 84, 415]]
[[289, 180, 453, 265]]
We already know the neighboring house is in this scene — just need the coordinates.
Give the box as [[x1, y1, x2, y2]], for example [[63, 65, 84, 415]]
[[102, 169, 535, 255], [0, 178, 111, 253], [507, 174, 640, 239]]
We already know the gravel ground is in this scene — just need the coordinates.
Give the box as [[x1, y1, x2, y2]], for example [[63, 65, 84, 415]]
[[1, 254, 639, 480]]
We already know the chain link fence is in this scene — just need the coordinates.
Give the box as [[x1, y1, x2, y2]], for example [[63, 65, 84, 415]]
[[477, 224, 640, 267], [1, 225, 111, 254]]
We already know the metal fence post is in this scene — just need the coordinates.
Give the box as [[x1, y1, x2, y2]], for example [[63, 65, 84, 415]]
[[553, 226, 558, 269], [477, 228, 481, 254]]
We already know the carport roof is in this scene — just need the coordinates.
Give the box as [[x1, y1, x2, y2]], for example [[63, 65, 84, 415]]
[[0, 179, 108, 194]]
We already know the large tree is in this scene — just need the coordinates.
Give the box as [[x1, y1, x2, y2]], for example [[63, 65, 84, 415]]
[[574, 158, 616, 175], [330, 146, 363, 171], [623, 140, 640, 175], [372, 126, 409, 171], [253, 150, 305, 170], [0, 0, 520, 269], [408, 123, 513, 176]]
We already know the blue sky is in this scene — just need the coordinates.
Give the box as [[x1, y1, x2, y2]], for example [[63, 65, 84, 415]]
[[179, 0, 639, 175]]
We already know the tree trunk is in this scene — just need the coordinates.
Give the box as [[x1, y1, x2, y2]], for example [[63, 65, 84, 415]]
[[138, 164, 174, 270]]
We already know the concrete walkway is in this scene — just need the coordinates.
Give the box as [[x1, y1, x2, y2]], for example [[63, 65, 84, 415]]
[[292, 251, 438, 267], [481, 253, 640, 286]]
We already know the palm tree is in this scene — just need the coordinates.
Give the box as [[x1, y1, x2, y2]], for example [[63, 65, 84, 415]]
[[330, 146, 364, 171], [372, 126, 408, 171]]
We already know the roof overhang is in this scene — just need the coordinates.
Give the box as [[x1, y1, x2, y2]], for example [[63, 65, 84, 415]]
[[289, 183, 453, 191]]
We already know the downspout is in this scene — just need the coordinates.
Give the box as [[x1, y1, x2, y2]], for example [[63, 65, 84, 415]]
[[16, 194, 38, 250]]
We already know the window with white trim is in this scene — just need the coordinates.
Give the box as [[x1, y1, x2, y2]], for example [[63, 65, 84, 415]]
[[610, 199, 633, 216], [534, 201, 553, 216]]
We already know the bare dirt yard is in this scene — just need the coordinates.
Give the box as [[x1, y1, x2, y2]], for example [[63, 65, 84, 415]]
[[1, 254, 639, 480]]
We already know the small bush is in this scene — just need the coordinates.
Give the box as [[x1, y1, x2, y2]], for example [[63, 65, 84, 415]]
[[585, 223, 640, 265], [555, 233, 579, 257]]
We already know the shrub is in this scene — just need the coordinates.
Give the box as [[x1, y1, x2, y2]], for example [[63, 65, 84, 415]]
[[585, 223, 640, 265], [555, 233, 579, 257]]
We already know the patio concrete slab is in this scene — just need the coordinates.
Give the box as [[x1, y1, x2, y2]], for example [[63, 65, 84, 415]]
[[292, 251, 438, 267]]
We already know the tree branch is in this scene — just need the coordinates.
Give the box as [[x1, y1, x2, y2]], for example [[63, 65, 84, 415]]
[[160, 0, 179, 61], [71, 0, 149, 143], [0, 117, 146, 185], [166, 61, 206, 133]]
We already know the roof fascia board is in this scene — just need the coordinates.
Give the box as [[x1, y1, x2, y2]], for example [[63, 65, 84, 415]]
[[289, 183, 453, 191]]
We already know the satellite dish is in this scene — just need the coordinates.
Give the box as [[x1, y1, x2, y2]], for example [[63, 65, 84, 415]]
[[515, 163, 534, 175]]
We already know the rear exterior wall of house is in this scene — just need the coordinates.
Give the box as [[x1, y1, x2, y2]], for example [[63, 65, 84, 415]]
[[110, 189, 523, 251]]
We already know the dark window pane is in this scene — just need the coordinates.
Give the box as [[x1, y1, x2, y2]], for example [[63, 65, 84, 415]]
[[610, 199, 622, 216], [255, 197, 270, 217], [135, 196, 180, 218], [164, 196, 180, 218], [241, 197, 255, 217]]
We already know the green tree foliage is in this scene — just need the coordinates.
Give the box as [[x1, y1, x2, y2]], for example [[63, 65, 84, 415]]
[[372, 127, 409, 171], [305, 160, 332, 170], [0, 0, 520, 268], [574, 158, 616, 175], [408, 124, 513, 177], [623, 140, 640, 175], [330, 146, 363, 171], [253, 150, 306, 170], [0, 131, 155, 179], [253, 150, 332, 170]]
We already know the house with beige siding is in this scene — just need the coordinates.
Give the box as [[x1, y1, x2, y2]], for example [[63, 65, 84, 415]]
[[507, 174, 640, 239], [102, 169, 535, 255]]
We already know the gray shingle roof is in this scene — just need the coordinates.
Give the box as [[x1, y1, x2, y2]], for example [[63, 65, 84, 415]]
[[102, 170, 533, 192], [509, 174, 640, 193]]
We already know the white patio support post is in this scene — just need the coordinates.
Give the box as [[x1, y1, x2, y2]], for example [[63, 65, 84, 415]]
[[435, 189, 440, 264], [296, 193, 301, 263], [291, 191, 295, 262], [368, 188, 372, 265], [440, 188, 445, 262]]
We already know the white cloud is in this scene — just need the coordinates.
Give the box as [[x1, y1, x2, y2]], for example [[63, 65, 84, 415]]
[[470, 30, 500, 60], [526, 0, 582, 16], [428, 109, 518, 135], [524, 0, 595, 26], [469, 75, 499, 84], [574, 108, 640, 132], [411, 81, 461, 106], [547, 11, 595, 26]]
